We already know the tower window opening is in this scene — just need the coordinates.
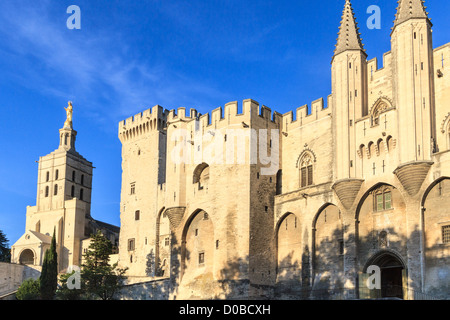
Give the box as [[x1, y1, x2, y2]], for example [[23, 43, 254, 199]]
[[198, 252, 205, 265]]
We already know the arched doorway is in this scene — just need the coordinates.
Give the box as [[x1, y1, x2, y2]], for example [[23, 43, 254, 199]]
[[365, 251, 406, 299], [19, 249, 35, 265]]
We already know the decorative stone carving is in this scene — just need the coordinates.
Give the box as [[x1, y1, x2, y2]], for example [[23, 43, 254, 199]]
[[332, 179, 365, 210], [164, 207, 186, 230], [393, 161, 433, 196]]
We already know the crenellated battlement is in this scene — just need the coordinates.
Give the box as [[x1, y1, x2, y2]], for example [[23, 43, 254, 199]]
[[118, 105, 170, 142], [165, 99, 284, 131], [280, 95, 332, 132], [119, 96, 334, 142], [367, 51, 392, 78]]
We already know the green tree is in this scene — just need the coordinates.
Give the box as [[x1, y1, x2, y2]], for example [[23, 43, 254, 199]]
[[81, 230, 127, 300], [39, 230, 58, 300], [0, 230, 11, 262], [16, 278, 41, 300]]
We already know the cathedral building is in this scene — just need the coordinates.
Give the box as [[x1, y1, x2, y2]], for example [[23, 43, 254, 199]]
[[116, 0, 450, 300], [11, 102, 120, 273]]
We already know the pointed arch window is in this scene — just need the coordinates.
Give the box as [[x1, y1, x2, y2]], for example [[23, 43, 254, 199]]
[[299, 153, 314, 188], [370, 99, 391, 127], [54, 184, 58, 196]]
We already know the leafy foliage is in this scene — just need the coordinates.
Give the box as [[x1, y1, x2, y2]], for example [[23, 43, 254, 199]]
[[81, 230, 127, 300], [16, 278, 40, 300]]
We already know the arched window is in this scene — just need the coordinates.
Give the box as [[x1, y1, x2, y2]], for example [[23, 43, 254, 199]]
[[80, 188, 84, 201], [370, 99, 390, 127], [55, 169, 59, 180], [54, 184, 58, 196], [46, 171, 50, 182], [193, 163, 209, 190], [298, 153, 314, 188], [367, 141, 375, 158], [71, 185, 75, 198], [45, 186, 49, 197], [72, 171, 76, 182], [81, 174, 84, 186]]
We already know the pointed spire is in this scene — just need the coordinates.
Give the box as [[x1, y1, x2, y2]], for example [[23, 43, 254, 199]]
[[334, 0, 366, 57], [393, 0, 431, 29]]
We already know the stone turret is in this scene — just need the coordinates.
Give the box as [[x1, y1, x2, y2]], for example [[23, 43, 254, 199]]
[[333, 0, 366, 59], [393, 0, 430, 32]]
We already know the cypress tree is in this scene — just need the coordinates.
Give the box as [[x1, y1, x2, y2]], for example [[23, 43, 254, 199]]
[[39, 229, 58, 300]]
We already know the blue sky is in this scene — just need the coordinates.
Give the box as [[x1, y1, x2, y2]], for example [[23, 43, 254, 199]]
[[1, 0, 449, 246]]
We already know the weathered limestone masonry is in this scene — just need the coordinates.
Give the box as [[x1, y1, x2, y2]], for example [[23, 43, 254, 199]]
[[117, 0, 450, 300]]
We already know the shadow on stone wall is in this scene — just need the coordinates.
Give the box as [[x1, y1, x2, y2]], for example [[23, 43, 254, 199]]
[[116, 223, 448, 300]]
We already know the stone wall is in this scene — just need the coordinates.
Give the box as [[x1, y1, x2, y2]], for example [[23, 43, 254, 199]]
[[0, 262, 41, 299]]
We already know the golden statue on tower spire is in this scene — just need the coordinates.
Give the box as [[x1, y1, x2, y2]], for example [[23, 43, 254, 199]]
[[64, 101, 73, 129]]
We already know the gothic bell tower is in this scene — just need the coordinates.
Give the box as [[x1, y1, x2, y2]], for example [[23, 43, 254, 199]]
[[12, 101, 95, 271]]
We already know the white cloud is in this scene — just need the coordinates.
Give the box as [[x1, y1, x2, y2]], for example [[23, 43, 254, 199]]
[[0, 1, 228, 126]]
